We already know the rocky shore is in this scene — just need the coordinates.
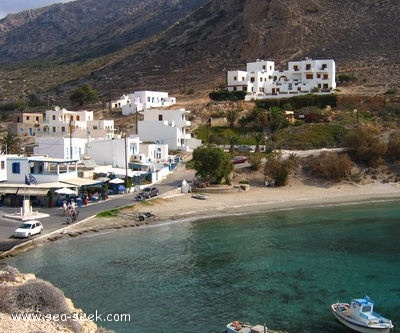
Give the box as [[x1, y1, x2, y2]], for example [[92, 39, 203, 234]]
[[0, 266, 109, 333]]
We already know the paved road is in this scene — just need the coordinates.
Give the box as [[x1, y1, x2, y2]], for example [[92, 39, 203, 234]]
[[0, 160, 195, 254]]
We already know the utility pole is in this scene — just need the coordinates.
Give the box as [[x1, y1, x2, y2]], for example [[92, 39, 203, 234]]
[[124, 133, 128, 190], [69, 120, 73, 159]]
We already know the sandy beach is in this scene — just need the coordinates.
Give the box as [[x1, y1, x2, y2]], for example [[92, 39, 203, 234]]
[[63, 177, 400, 237]]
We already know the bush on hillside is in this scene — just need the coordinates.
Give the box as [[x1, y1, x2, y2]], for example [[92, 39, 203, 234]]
[[342, 127, 387, 167], [9, 279, 71, 315], [209, 90, 247, 101], [256, 94, 337, 109], [303, 152, 353, 181], [264, 152, 295, 186], [386, 131, 400, 162]]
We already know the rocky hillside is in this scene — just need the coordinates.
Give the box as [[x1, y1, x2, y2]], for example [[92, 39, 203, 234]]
[[0, 266, 102, 333], [0, 0, 399, 102]]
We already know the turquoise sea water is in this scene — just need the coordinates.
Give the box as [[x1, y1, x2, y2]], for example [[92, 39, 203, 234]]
[[6, 200, 400, 333]]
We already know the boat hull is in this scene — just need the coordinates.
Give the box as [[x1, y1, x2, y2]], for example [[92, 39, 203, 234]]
[[331, 304, 393, 333]]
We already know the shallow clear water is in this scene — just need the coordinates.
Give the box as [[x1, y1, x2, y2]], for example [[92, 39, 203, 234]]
[[6, 200, 400, 333]]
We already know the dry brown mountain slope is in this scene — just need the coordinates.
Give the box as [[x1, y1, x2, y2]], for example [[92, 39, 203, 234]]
[[89, 0, 400, 95], [0, 0, 399, 102]]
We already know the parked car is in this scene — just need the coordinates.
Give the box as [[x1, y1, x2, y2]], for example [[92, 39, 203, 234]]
[[141, 187, 160, 199], [234, 145, 252, 152], [232, 156, 248, 164], [14, 220, 43, 238]]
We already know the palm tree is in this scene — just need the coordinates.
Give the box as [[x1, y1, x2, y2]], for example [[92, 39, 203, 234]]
[[252, 132, 265, 153], [0, 132, 20, 154], [226, 109, 240, 128]]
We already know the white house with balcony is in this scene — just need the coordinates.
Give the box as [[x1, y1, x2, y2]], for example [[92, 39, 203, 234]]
[[40, 107, 115, 139], [121, 91, 176, 115], [137, 108, 197, 151], [227, 58, 336, 100]]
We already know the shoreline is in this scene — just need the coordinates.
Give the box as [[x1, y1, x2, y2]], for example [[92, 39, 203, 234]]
[[3, 179, 400, 258]]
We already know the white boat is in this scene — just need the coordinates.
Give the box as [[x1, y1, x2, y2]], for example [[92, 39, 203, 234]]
[[331, 295, 394, 333], [191, 193, 208, 200], [226, 321, 268, 333]]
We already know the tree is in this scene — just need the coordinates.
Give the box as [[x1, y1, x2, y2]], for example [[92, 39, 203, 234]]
[[192, 146, 233, 184], [0, 132, 20, 154], [252, 132, 265, 153], [269, 107, 289, 133], [69, 84, 99, 106], [226, 109, 239, 128]]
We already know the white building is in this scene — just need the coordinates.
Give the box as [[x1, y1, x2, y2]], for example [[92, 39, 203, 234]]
[[34, 137, 89, 161], [41, 107, 115, 139], [110, 94, 131, 108], [121, 91, 176, 115], [89, 137, 140, 168], [137, 108, 194, 151], [227, 58, 336, 100]]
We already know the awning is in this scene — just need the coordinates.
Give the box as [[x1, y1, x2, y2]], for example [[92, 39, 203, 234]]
[[0, 186, 49, 195], [0, 187, 18, 194], [61, 178, 105, 187], [17, 188, 49, 196]]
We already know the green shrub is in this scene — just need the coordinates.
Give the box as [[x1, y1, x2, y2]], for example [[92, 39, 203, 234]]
[[256, 94, 337, 109], [209, 90, 247, 101]]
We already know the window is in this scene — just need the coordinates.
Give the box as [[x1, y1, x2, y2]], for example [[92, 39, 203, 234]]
[[36, 117, 39, 121], [52, 127, 56, 132], [1, 161, 4, 169], [263, 65, 266, 70], [322, 64, 327, 70], [306, 64, 311, 70], [158, 115, 163, 121], [306, 74, 313, 80], [52, 115, 56, 120], [294, 65, 299, 71], [77, 115, 80, 121], [234, 76, 237, 81], [12, 162, 20, 174], [26, 116, 30, 121], [62, 126, 65, 132], [323, 74, 329, 80]]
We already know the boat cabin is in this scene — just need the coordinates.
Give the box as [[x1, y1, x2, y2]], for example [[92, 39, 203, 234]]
[[350, 296, 380, 324]]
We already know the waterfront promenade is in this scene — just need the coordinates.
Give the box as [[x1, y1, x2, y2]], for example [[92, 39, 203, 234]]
[[0, 160, 195, 256]]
